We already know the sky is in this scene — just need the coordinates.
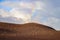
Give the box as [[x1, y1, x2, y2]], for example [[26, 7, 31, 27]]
[[0, 0, 60, 30]]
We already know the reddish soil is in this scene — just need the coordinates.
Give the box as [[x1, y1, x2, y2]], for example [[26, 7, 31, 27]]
[[0, 22, 60, 40]]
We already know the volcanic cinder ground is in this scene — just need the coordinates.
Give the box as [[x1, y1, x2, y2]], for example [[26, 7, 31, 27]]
[[0, 22, 60, 40]]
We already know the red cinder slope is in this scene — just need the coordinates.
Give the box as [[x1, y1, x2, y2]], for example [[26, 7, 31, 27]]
[[0, 22, 60, 40]]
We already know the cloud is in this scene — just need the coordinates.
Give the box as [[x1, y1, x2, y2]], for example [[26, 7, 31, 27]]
[[0, 1, 46, 10], [0, 6, 32, 23], [0, 16, 24, 24], [0, 9, 10, 17], [10, 8, 31, 23], [33, 1, 46, 10], [0, 0, 46, 23]]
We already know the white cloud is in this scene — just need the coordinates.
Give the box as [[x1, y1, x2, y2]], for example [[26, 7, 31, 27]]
[[0, 8, 31, 23], [0, 9, 10, 17], [0, 0, 46, 23], [0, 2, 20, 8], [1, 1, 46, 11], [10, 8, 31, 23], [0, 9, 27, 24], [19, 2, 33, 9], [33, 1, 45, 10]]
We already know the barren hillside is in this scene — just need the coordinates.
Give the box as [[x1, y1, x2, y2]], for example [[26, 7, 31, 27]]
[[0, 22, 60, 40]]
